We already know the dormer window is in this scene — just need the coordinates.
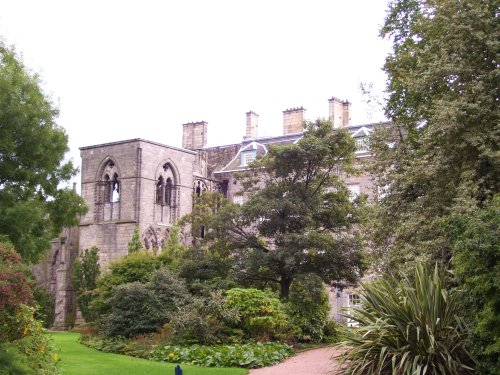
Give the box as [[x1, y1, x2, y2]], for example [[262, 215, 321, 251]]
[[354, 136, 368, 152], [241, 150, 256, 166]]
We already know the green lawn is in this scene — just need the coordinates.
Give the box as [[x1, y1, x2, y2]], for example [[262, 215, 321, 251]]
[[51, 332, 248, 375]]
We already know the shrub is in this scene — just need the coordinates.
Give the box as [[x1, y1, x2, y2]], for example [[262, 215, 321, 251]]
[[338, 264, 475, 375], [0, 242, 33, 312], [285, 273, 329, 342], [8, 305, 60, 375], [72, 246, 100, 322], [89, 250, 163, 319], [150, 342, 294, 368], [226, 288, 288, 340], [0, 342, 33, 375], [178, 246, 231, 285], [99, 268, 191, 338], [170, 290, 241, 345], [101, 250, 161, 287]]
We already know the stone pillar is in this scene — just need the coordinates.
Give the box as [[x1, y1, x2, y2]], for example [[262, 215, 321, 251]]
[[244, 111, 259, 139], [283, 107, 306, 135], [328, 97, 351, 128], [182, 121, 208, 149]]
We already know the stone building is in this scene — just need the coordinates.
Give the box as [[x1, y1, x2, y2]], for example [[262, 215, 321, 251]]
[[34, 96, 385, 328]]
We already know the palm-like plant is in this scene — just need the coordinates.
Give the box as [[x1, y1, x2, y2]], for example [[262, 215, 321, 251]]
[[338, 264, 475, 374]]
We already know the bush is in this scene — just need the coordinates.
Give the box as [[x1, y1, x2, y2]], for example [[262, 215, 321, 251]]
[[72, 246, 100, 322], [89, 250, 163, 319], [178, 247, 231, 285], [285, 273, 329, 342], [170, 290, 241, 345], [99, 268, 191, 338], [0, 342, 33, 375], [101, 250, 161, 288], [338, 264, 475, 374], [226, 288, 288, 340], [7, 305, 60, 375], [150, 342, 294, 368]]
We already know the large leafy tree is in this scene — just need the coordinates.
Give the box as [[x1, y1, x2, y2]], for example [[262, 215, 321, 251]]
[[369, 0, 499, 271], [369, 1, 499, 372], [192, 120, 365, 299], [0, 43, 87, 263]]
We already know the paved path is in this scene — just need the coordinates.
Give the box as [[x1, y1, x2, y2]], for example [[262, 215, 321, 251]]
[[249, 346, 343, 375]]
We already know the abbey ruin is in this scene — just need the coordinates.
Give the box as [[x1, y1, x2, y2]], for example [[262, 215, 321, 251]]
[[33, 96, 384, 328]]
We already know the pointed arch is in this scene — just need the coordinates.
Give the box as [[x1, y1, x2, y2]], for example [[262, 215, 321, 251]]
[[142, 226, 158, 251]]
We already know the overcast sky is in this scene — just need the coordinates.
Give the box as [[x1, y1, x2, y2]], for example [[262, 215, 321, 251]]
[[0, 0, 390, 187]]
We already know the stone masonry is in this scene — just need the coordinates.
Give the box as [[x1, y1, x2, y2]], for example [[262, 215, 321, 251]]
[[35, 96, 386, 329]]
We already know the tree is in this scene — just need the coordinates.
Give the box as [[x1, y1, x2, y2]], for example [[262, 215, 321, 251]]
[[369, 0, 499, 272], [448, 194, 500, 374], [0, 43, 87, 263], [369, 1, 499, 372], [72, 247, 100, 322], [192, 120, 365, 299], [127, 227, 142, 254]]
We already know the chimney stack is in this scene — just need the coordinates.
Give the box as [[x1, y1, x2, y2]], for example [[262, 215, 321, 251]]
[[182, 121, 207, 149], [245, 111, 259, 139], [328, 97, 351, 128], [283, 107, 306, 135]]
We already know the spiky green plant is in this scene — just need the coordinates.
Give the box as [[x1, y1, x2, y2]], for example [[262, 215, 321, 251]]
[[338, 264, 475, 374]]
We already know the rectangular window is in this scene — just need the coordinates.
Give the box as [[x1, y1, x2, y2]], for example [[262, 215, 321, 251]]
[[347, 184, 360, 201], [241, 151, 256, 166], [355, 136, 368, 151], [233, 195, 244, 205]]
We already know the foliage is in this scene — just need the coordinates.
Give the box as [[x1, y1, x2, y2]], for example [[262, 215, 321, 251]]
[[0, 242, 34, 327], [157, 225, 186, 268], [226, 288, 288, 340], [339, 264, 475, 375], [3, 305, 60, 375], [99, 250, 161, 289], [170, 290, 241, 345], [127, 227, 142, 254], [370, 0, 499, 272], [187, 119, 365, 298], [0, 342, 33, 375], [285, 273, 329, 342], [55, 332, 246, 375], [178, 246, 232, 285], [90, 250, 163, 317], [31, 284, 54, 328], [150, 342, 294, 368], [0, 44, 87, 263], [99, 268, 191, 338], [448, 194, 500, 374], [72, 246, 100, 322]]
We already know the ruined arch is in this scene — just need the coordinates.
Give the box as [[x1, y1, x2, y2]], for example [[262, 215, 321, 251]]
[[154, 160, 180, 223], [142, 226, 158, 251], [94, 156, 121, 222]]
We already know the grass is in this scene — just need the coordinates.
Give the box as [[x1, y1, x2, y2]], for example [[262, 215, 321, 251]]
[[51, 332, 248, 375]]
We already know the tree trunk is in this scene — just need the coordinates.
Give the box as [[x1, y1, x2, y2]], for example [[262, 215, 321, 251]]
[[279, 277, 292, 300]]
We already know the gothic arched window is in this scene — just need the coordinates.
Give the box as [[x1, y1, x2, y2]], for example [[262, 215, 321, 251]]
[[100, 159, 120, 204], [155, 162, 177, 207], [156, 176, 164, 204], [165, 178, 173, 206]]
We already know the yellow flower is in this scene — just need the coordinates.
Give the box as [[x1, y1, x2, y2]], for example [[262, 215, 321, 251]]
[[168, 352, 174, 359], [54, 352, 58, 362], [39, 344, 46, 352]]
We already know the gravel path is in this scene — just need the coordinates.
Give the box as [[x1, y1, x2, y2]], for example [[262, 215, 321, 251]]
[[249, 346, 343, 375]]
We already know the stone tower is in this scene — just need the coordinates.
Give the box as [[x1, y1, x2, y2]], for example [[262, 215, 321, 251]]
[[78, 139, 197, 270]]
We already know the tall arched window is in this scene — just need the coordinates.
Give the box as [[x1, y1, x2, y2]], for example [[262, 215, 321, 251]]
[[156, 176, 164, 204], [165, 178, 173, 206], [111, 173, 120, 202], [155, 162, 177, 207]]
